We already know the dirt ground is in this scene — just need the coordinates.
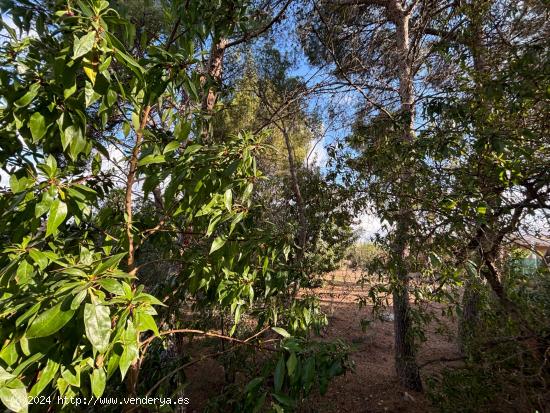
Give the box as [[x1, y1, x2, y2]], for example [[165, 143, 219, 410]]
[[183, 269, 461, 412], [297, 269, 461, 413]]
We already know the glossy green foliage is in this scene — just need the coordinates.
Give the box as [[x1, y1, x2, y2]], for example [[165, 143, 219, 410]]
[[0, 1, 164, 409], [206, 335, 352, 412], [0, 0, 283, 410], [0, 1, 353, 411], [0, 0, 362, 411]]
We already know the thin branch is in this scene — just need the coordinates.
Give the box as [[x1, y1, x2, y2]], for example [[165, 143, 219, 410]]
[[140, 328, 276, 351], [226, 0, 293, 48], [125, 105, 152, 276]]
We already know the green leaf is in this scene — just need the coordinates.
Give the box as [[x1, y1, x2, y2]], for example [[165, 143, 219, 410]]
[[274, 355, 285, 392], [135, 311, 159, 336], [163, 141, 180, 154], [15, 260, 33, 285], [224, 189, 232, 211], [272, 327, 290, 338], [119, 320, 139, 380], [61, 366, 80, 387], [97, 278, 125, 296], [29, 112, 46, 141], [0, 342, 18, 366], [206, 216, 221, 237], [9, 175, 27, 194], [286, 352, 297, 377], [71, 290, 87, 310], [35, 192, 53, 218], [122, 122, 131, 137], [0, 366, 15, 382], [90, 368, 106, 398], [138, 154, 165, 166], [84, 297, 111, 353], [272, 392, 295, 408], [14, 83, 40, 108], [26, 301, 75, 338], [42, 154, 57, 178], [64, 82, 77, 99], [62, 268, 87, 278], [0, 382, 28, 413], [253, 392, 267, 413], [84, 81, 100, 107], [62, 124, 82, 152], [283, 245, 291, 261], [111, 44, 144, 80], [106, 88, 117, 107], [210, 236, 226, 254], [175, 121, 191, 141], [73, 32, 96, 59], [29, 358, 59, 397], [183, 144, 202, 155], [302, 357, 315, 390], [132, 292, 165, 306], [69, 129, 87, 160], [94, 253, 127, 275], [15, 303, 41, 328], [28, 249, 48, 270], [242, 182, 254, 201], [106, 346, 121, 380], [244, 377, 263, 393], [46, 199, 67, 237]]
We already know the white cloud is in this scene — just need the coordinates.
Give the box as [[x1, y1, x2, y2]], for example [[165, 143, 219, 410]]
[[307, 138, 327, 168], [354, 212, 384, 241], [102, 143, 126, 174], [306, 122, 328, 168]]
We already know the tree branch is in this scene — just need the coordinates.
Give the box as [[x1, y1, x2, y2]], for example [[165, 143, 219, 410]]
[[125, 105, 152, 276], [226, 0, 293, 48]]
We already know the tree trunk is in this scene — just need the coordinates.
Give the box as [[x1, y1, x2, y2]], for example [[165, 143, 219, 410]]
[[281, 126, 307, 259], [200, 37, 227, 142], [458, 278, 481, 353], [202, 38, 227, 113], [390, 1, 422, 391], [124, 105, 151, 411], [457, 1, 489, 355], [392, 220, 423, 391]]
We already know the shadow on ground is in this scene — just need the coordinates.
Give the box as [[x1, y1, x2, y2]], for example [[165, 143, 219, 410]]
[[183, 269, 462, 412]]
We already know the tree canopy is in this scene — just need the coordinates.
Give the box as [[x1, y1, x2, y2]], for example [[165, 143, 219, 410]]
[[0, 0, 548, 412]]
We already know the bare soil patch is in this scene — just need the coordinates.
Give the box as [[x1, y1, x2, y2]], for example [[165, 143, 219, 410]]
[[182, 269, 461, 412]]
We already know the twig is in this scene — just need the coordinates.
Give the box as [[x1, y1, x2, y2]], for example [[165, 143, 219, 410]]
[[140, 328, 276, 352], [226, 0, 293, 48]]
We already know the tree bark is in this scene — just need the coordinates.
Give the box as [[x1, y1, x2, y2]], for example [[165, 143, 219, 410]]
[[124, 105, 151, 409], [125, 105, 152, 276], [457, 1, 489, 353], [281, 126, 307, 260], [392, 219, 423, 391], [389, 0, 422, 391], [202, 38, 228, 113], [200, 38, 227, 142], [458, 278, 481, 352]]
